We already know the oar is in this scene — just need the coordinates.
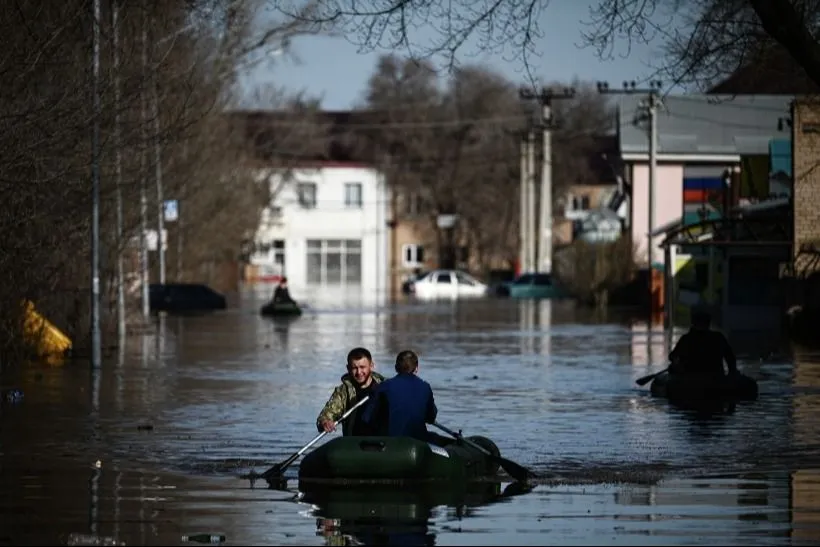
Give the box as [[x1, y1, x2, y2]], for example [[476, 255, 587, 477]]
[[432, 421, 538, 483], [260, 395, 370, 483], [636, 366, 670, 387]]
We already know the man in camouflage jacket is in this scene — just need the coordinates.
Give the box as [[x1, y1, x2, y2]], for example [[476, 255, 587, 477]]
[[316, 347, 385, 436]]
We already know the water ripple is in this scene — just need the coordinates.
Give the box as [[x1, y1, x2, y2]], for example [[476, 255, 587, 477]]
[[2, 294, 819, 545]]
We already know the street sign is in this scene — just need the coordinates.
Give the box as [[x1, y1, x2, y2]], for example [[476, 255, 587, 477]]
[[145, 229, 168, 251], [164, 200, 179, 222]]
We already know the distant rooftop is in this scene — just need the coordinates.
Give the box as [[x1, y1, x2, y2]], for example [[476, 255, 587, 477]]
[[709, 48, 820, 95], [617, 94, 793, 158]]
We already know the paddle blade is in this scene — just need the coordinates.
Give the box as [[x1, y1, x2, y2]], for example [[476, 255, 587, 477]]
[[260, 463, 283, 482], [635, 374, 656, 386], [497, 456, 538, 482], [636, 366, 669, 387], [260, 452, 299, 482]]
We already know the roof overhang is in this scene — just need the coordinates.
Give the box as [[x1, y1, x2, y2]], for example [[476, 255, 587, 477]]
[[622, 153, 742, 163]]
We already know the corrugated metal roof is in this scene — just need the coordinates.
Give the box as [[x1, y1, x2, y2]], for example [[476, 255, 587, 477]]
[[618, 95, 793, 156]]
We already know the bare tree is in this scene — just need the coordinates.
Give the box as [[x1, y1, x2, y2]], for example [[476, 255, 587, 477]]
[[351, 55, 617, 274], [581, 0, 820, 91], [353, 55, 530, 273], [0, 0, 328, 364], [550, 80, 616, 199], [268, 0, 548, 75], [267, 0, 820, 91]]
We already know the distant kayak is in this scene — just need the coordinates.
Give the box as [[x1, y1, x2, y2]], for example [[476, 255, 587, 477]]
[[259, 300, 302, 317], [650, 371, 758, 403]]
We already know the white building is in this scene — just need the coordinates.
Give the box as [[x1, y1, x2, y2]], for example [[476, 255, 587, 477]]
[[248, 164, 390, 304]]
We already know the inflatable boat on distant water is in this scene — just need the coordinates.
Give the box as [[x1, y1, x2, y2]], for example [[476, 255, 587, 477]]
[[650, 371, 758, 404], [259, 301, 302, 317]]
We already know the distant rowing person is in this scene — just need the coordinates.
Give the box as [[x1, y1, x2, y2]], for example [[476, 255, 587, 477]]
[[668, 307, 738, 380], [272, 277, 296, 305]]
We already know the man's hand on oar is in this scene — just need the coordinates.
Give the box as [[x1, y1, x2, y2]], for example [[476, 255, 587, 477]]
[[255, 396, 371, 487]]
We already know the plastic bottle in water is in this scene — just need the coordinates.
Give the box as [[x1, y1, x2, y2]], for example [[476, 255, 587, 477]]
[[180, 534, 226, 544]]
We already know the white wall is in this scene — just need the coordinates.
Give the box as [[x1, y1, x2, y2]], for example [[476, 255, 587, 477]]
[[250, 165, 389, 303], [630, 163, 684, 267]]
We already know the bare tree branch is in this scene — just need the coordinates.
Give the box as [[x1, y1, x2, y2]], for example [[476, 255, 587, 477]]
[[268, 0, 547, 79], [581, 0, 820, 91]]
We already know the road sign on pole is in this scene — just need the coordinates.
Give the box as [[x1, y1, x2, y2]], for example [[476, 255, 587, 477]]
[[164, 199, 178, 222]]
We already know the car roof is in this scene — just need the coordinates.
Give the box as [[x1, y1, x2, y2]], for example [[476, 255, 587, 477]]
[[423, 269, 484, 281]]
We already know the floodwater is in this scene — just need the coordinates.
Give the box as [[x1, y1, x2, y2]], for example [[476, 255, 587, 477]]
[[2, 288, 820, 546]]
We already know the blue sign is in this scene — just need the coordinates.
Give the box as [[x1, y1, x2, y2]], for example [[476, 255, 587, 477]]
[[164, 200, 178, 222]]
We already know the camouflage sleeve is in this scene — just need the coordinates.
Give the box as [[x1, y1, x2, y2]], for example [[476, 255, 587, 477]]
[[316, 385, 350, 432]]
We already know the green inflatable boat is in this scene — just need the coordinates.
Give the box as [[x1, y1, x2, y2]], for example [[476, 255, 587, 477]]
[[650, 371, 758, 403], [297, 435, 502, 485], [259, 300, 302, 318]]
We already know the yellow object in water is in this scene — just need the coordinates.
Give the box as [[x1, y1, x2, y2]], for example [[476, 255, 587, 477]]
[[22, 300, 72, 365]]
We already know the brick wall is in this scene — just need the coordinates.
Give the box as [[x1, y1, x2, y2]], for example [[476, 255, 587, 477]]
[[793, 99, 820, 257]]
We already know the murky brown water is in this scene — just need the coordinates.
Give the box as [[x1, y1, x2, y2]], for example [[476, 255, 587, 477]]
[[2, 288, 820, 545]]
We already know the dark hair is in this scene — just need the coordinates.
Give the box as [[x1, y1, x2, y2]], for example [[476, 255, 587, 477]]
[[280, 277, 288, 283], [691, 308, 711, 327], [395, 350, 419, 374], [347, 347, 372, 366]]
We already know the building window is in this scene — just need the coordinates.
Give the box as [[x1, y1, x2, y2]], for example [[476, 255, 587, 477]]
[[344, 183, 363, 208], [252, 239, 286, 278], [571, 195, 591, 211], [270, 240, 285, 270], [306, 239, 362, 285], [405, 193, 424, 216], [402, 243, 425, 267], [298, 182, 317, 209]]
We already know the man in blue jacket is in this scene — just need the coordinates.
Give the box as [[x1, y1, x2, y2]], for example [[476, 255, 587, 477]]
[[361, 350, 438, 442]]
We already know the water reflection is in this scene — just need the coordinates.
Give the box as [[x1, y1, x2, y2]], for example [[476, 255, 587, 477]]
[[304, 481, 532, 546], [5, 291, 820, 544], [790, 348, 820, 544]]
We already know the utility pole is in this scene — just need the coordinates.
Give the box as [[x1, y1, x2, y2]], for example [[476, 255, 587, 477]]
[[526, 129, 537, 273], [139, 4, 150, 318], [152, 76, 166, 285], [597, 80, 663, 313], [519, 133, 529, 274], [112, 0, 126, 341], [520, 86, 576, 274], [90, 0, 102, 369]]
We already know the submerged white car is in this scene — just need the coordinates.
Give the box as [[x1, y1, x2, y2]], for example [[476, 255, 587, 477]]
[[410, 269, 489, 299]]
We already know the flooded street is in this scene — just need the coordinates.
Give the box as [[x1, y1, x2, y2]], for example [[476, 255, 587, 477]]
[[3, 289, 820, 545]]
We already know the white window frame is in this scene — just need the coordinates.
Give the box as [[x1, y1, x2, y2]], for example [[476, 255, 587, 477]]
[[344, 182, 363, 208], [306, 239, 363, 285], [297, 182, 317, 209], [402, 243, 424, 268]]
